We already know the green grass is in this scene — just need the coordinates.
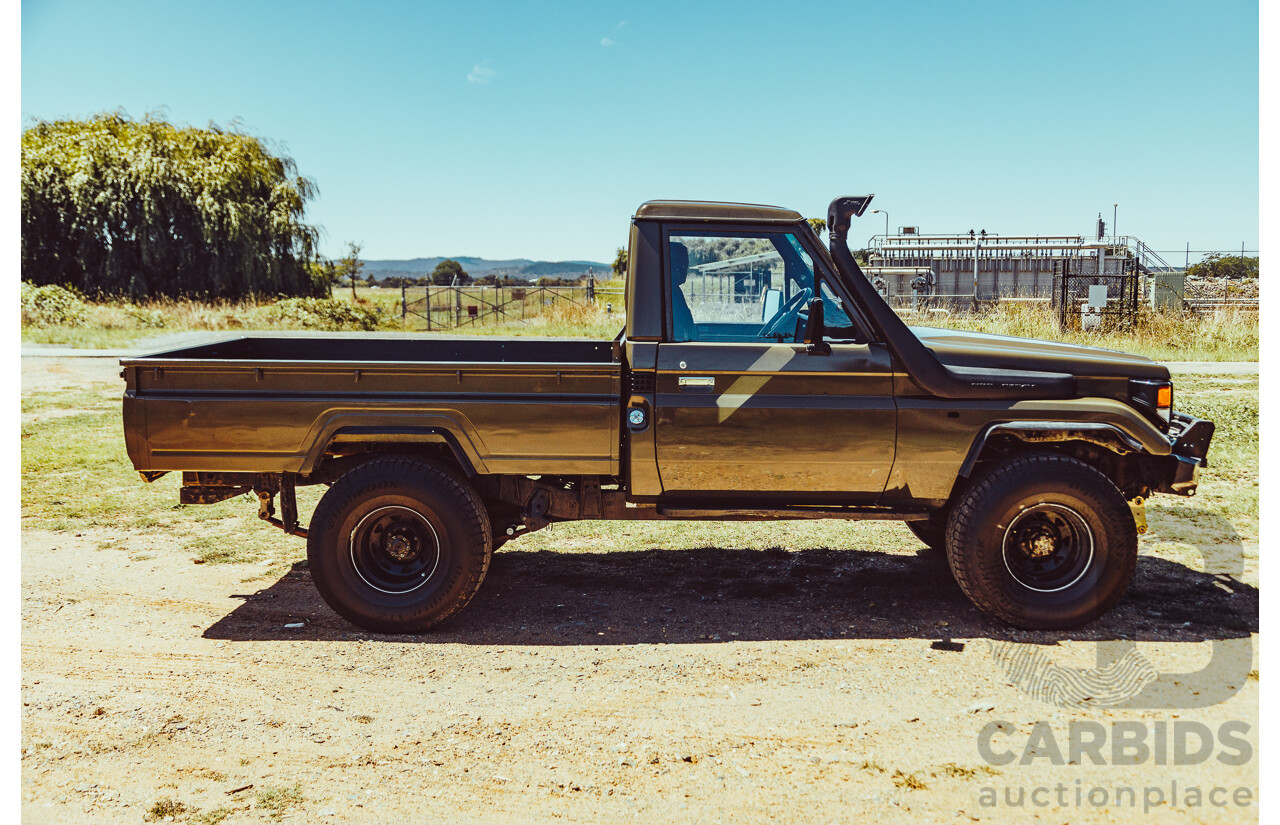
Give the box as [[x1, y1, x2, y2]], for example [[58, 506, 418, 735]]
[[145, 799, 191, 821], [1136, 377, 1258, 574], [191, 809, 231, 825], [20, 379, 321, 567], [22, 326, 154, 349], [254, 783, 304, 820], [187, 534, 257, 565]]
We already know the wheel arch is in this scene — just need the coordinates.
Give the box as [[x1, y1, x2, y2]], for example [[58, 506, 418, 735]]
[[305, 426, 480, 483], [955, 421, 1162, 501]]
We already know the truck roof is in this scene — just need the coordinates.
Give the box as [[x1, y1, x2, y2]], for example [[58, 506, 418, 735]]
[[633, 200, 803, 224]]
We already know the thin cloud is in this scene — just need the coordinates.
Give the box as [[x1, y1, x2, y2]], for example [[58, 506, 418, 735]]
[[467, 61, 497, 85], [601, 19, 628, 46]]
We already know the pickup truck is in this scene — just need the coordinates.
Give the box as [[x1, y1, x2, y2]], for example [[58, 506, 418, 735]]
[[121, 195, 1214, 633]]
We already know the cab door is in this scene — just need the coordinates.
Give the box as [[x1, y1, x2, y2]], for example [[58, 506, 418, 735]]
[[654, 340, 896, 500], [652, 225, 897, 502]]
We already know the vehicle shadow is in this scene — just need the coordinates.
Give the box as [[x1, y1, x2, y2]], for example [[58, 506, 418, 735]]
[[203, 528, 1257, 647]]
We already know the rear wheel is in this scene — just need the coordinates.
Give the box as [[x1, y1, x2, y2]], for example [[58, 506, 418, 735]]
[[308, 457, 492, 633], [945, 454, 1137, 629]]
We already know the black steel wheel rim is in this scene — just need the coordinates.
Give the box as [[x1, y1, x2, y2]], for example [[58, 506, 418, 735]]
[[1001, 503, 1094, 593], [349, 505, 442, 595]]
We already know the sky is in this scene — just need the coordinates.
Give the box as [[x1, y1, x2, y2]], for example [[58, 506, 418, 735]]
[[19, 0, 1261, 263]]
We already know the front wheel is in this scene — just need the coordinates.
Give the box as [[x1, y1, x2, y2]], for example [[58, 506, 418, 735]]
[[945, 454, 1137, 629], [308, 457, 492, 633]]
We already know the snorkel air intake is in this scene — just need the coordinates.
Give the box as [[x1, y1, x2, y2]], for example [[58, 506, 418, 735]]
[[826, 196, 1075, 400]]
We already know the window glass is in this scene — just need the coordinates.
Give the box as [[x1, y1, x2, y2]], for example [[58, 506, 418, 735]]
[[820, 280, 858, 337], [668, 231, 817, 343]]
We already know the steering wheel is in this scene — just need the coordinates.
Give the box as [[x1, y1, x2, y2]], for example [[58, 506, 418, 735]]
[[756, 287, 812, 341]]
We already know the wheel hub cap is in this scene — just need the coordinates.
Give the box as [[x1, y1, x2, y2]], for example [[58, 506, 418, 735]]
[[384, 529, 418, 562], [1001, 503, 1095, 593], [1027, 532, 1057, 557], [349, 506, 441, 595]]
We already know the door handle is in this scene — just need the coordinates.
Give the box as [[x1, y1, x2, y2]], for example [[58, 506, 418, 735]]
[[678, 376, 715, 389]]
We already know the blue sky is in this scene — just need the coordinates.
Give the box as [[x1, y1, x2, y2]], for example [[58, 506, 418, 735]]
[[21, 0, 1260, 262]]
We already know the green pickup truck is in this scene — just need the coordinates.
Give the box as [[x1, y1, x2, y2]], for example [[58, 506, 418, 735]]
[[121, 196, 1214, 633]]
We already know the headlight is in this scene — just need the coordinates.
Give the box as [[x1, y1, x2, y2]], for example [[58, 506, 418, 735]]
[[1130, 379, 1173, 426]]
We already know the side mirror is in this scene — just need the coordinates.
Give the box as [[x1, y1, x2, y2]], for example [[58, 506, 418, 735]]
[[761, 288, 782, 321], [804, 298, 831, 356]]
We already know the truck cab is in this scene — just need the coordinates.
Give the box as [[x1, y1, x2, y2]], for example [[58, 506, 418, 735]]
[[622, 201, 896, 504]]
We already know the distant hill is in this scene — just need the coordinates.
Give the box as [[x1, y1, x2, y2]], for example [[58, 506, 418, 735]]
[[363, 256, 611, 282]]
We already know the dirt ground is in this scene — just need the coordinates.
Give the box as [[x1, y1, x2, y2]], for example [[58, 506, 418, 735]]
[[20, 356, 1259, 824]]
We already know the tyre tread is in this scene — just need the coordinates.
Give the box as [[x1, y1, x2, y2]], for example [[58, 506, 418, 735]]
[[308, 456, 491, 633], [945, 453, 1137, 629]]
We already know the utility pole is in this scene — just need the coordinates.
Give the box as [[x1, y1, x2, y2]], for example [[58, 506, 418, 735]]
[[872, 209, 890, 242], [971, 229, 981, 310]]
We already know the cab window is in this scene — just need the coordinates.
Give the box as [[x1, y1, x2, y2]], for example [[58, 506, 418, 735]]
[[667, 230, 856, 343]]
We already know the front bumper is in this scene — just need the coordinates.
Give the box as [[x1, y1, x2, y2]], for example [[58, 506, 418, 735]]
[[1152, 411, 1215, 496]]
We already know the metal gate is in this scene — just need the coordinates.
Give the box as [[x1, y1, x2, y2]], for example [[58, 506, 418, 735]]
[[1053, 258, 1140, 330], [398, 284, 616, 331]]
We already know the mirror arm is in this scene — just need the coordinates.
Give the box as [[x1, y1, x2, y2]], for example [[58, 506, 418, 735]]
[[804, 298, 831, 356]]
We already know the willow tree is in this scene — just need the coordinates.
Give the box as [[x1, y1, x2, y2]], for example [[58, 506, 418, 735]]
[[21, 112, 323, 299]]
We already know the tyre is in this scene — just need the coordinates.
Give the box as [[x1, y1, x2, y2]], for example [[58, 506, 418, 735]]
[[906, 513, 948, 551], [307, 457, 492, 633], [945, 454, 1137, 630]]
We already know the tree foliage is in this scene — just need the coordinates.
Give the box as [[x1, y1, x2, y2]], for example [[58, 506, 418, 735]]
[[431, 259, 470, 285], [21, 112, 323, 299], [806, 218, 826, 238], [21, 283, 89, 327], [336, 242, 365, 297], [612, 247, 628, 277], [308, 258, 341, 292], [1186, 254, 1259, 280], [683, 237, 773, 267]]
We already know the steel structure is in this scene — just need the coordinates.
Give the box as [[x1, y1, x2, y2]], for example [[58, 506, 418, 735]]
[[865, 232, 1179, 312]]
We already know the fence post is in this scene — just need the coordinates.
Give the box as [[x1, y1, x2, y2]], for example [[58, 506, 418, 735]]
[[401, 282, 406, 321], [455, 286, 461, 328]]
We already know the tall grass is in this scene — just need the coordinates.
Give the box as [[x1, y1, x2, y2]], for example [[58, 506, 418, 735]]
[[905, 301, 1258, 362], [21, 282, 1257, 360], [447, 299, 624, 338], [21, 293, 399, 347]]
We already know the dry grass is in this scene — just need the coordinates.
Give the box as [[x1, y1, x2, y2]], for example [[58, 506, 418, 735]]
[[448, 297, 624, 338], [903, 301, 1258, 361], [23, 281, 1256, 362], [22, 284, 627, 346]]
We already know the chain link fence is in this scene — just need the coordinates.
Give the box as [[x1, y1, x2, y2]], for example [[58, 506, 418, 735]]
[[1052, 258, 1142, 330]]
